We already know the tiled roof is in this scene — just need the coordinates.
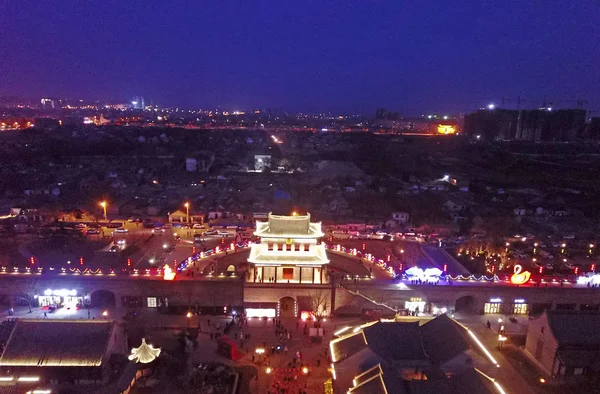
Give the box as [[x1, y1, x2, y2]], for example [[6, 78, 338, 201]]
[[254, 213, 324, 238], [362, 322, 428, 364], [348, 363, 408, 394], [547, 311, 600, 346], [330, 332, 368, 363], [0, 320, 114, 367], [556, 349, 600, 369], [420, 313, 471, 364], [408, 368, 496, 394]]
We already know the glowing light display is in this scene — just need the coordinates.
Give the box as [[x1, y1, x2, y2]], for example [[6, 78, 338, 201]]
[[510, 264, 531, 285], [128, 338, 161, 364], [437, 124, 456, 135], [405, 267, 442, 282], [163, 264, 175, 280]]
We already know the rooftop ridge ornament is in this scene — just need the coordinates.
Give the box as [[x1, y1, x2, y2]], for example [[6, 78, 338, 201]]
[[128, 338, 161, 364]]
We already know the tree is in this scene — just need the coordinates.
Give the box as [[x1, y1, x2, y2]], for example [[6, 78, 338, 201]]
[[308, 291, 330, 327]]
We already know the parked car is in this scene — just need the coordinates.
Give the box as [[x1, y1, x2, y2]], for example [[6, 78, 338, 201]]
[[115, 228, 128, 233], [204, 230, 218, 236], [86, 228, 100, 235], [152, 227, 166, 234], [193, 224, 205, 229]]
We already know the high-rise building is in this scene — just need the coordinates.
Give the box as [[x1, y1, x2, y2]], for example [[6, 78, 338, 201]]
[[464, 108, 587, 142], [40, 98, 56, 109], [131, 97, 145, 109]]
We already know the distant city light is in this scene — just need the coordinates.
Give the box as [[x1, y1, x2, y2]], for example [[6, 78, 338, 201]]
[[487, 104, 495, 110], [131, 101, 138, 105], [443, 115, 448, 120]]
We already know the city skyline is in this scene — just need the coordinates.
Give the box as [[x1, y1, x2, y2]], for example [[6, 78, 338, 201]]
[[1, 2, 599, 115]]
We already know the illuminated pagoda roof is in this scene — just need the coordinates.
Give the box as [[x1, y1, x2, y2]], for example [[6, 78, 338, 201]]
[[254, 213, 324, 239], [248, 245, 329, 266], [0, 320, 114, 367], [128, 338, 161, 364]]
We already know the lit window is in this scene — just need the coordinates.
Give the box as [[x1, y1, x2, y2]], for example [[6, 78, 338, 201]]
[[268, 244, 273, 251], [295, 244, 300, 252], [304, 245, 309, 252], [147, 297, 157, 308], [286, 244, 292, 251]]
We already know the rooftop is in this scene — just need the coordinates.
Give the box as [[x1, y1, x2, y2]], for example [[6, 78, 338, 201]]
[[254, 212, 324, 238], [547, 311, 600, 346], [0, 320, 114, 367], [362, 322, 428, 364], [420, 313, 471, 365]]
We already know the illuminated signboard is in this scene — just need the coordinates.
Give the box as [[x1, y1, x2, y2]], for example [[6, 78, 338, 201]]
[[510, 264, 531, 285]]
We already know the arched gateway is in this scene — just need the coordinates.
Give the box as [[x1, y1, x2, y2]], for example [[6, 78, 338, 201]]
[[279, 297, 296, 318]]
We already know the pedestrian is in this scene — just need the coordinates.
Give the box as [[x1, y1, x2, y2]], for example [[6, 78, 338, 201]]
[[88, 310, 91, 319], [43, 312, 47, 318]]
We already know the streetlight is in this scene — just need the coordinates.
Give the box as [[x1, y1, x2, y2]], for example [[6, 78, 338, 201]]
[[184, 202, 190, 223], [102, 310, 108, 318], [186, 311, 192, 328], [99, 201, 107, 222], [589, 244, 595, 255], [561, 243, 566, 254]]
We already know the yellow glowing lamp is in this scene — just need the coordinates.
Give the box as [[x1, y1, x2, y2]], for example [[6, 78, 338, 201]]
[[285, 238, 293, 245]]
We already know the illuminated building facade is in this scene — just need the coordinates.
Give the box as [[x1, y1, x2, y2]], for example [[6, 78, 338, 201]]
[[247, 213, 329, 284]]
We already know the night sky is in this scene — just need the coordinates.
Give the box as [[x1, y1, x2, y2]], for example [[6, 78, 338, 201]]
[[1, 1, 599, 114]]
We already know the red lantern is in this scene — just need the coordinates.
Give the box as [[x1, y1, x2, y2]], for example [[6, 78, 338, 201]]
[[80, 257, 84, 266], [127, 258, 131, 267], [30, 256, 35, 265]]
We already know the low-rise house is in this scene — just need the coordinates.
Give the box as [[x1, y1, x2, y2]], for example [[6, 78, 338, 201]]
[[392, 211, 410, 224], [524, 310, 600, 380], [443, 200, 465, 212], [168, 209, 205, 224]]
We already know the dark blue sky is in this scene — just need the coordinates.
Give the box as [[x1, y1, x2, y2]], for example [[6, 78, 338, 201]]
[[1, 1, 599, 115]]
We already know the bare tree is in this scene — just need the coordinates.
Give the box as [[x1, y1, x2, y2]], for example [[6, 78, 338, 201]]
[[308, 291, 329, 327]]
